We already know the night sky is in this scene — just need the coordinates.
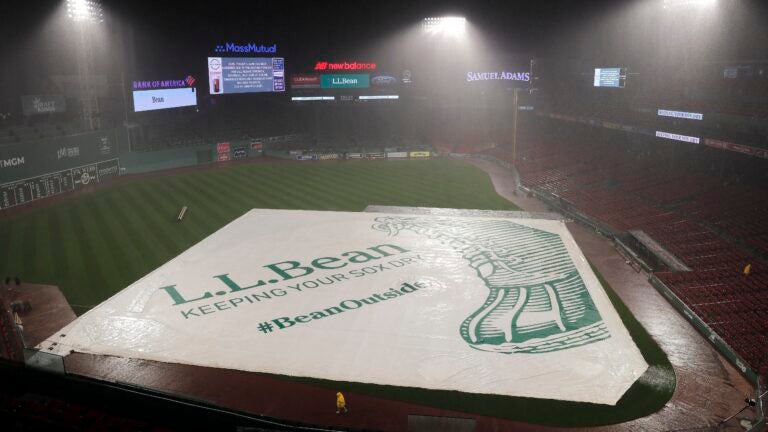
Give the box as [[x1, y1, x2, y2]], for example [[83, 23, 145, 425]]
[[1, 0, 767, 106]]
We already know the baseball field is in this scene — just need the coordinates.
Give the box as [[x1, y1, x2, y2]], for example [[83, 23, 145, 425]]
[[0, 158, 674, 426]]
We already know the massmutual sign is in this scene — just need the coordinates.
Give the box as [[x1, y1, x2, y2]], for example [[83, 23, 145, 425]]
[[214, 42, 277, 54], [41, 209, 647, 405]]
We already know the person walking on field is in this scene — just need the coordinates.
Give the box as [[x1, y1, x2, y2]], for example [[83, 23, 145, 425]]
[[336, 391, 348, 414]]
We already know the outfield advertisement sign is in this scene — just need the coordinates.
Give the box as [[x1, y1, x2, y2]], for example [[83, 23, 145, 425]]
[[41, 209, 647, 404], [387, 152, 408, 158], [0, 129, 118, 184], [409, 151, 430, 157], [21, 94, 67, 115], [320, 74, 370, 89], [703, 138, 768, 159]]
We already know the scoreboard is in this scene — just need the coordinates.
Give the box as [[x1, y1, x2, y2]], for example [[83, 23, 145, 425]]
[[207, 57, 285, 94], [0, 159, 119, 210], [594, 68, 627, 88]]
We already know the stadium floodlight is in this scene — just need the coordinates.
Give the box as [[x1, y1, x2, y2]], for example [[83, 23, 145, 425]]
[[66, 0, 104, 22], [662, 0, 716, 9], [422, 17, 466, 35]]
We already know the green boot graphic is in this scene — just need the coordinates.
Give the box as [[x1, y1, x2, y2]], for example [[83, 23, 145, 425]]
[[372, 216, 610, 354]]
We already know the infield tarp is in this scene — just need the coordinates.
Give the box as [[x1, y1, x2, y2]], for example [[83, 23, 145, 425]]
[[41, 209, 647, 405]]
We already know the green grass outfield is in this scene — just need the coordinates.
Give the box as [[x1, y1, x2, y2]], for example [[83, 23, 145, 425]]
[[0, 157, 674, 426], [0, 159, 519, 312]]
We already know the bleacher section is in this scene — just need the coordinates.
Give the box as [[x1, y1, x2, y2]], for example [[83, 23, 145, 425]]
[[484, 125, 768, 378]]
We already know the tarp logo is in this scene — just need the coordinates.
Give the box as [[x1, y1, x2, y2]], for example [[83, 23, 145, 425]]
[[373, 216, 611, 354]]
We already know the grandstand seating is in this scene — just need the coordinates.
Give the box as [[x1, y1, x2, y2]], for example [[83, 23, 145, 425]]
[[483, 125, 768, 378]]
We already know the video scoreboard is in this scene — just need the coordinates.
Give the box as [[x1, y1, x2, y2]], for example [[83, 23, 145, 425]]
[[594, 67, 627, 88], [289, 60, 404, 102], [207, 57, 285, 94]]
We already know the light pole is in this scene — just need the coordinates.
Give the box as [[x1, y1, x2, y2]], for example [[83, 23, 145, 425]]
[[66, 0, 104, 131]]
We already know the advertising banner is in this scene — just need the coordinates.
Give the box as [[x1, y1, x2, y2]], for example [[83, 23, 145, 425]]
[[290, 74, 321, 89], [217, 153, 231, 162], [216, 142, 231, 154], [233, 147, 247, 159], [40, 210, 647, 405], [21, 95, 67, 115], [703, 138, 768, 159], [346, 153, 363, 159], [133, 88, 197, 112], [321, 74, 370, 89], [409, 151, 431, 158], [0, 129, 118, 184], [365, 152, 386, 159], [318, 153, 341, 160], [387, 152, 408, 158]]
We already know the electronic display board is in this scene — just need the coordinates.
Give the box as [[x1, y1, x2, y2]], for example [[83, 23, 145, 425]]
[[132, 76, 198, 112], [207, 57, 285, 94], [594, 68, 627, 88], [133, 88, 197, 112]]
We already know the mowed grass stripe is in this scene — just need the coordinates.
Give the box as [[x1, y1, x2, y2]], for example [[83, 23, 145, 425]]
[[300, 163, 386, 209], [196, 169, 277, 214], [0, 158, 520, 310], [67, 198, 114, 306], [20, 215, 38, 278], [259, 166, 347, 210], [87, 189, 149, 287], [0, 214, 25, 279], [230, 165, 319, 210], [102, 187, 163, 277], [223, 167, 291, 209], [235, 166, 314, 210], [121, 183, 186, 263], [169, 173, 247, 233], [35, 209, 59, 282], [147, 177, 223, 242], [56, 203, 91, 306], [188, 169, 257, 217], [154, 178, 222, 243]]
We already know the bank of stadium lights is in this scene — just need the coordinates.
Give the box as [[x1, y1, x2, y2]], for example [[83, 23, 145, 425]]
[[422, 17, 466, 36], [66, 0, 104, 22], [662, 0, 716, 9]]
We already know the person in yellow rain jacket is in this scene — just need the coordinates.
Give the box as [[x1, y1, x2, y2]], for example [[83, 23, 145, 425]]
[[336, 391, 348, 414], [743, 263, 751, 277]]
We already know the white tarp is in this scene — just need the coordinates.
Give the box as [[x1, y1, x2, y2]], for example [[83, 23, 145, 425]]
[[40, 209, 647, 405]]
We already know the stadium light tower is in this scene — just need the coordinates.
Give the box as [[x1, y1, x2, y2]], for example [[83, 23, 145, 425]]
[[66, 0, 103, 131], [422, 17, 466, 36], [662, 0, 716, 9], [66, 0, 104, 22]]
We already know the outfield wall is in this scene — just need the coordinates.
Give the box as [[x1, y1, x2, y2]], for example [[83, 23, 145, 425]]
[[0, 128, 126, 184]]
